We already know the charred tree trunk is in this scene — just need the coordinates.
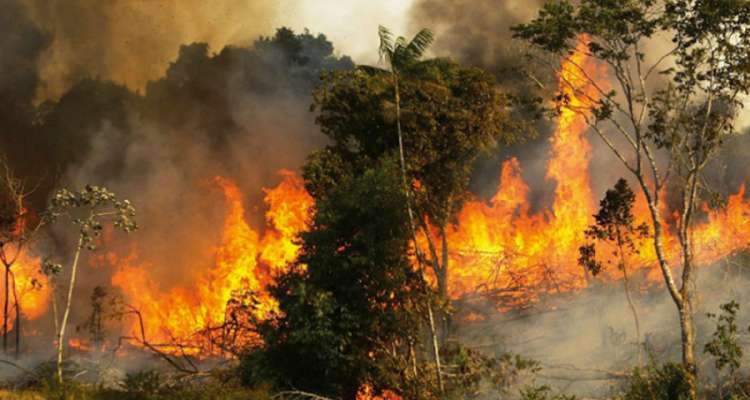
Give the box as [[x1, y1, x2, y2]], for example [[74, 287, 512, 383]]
[[11, 270, 19, 359], [439, 225, 449, 300], [2, 264, 8, 353]]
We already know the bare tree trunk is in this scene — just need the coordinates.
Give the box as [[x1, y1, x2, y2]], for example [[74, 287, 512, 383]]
[[51, 279, 59, 333], [392, 73, 443, 392], [678, 170, 700, 398], [11, 270, 20, 359], [617, 234, 641, 366], [427, 302, 444, 392], [638, 177, 696, 397], [439, 225, 449, 300], [56, 236, 84, 384], [409, 339, 418, 378], [679, 298, 697, 398]]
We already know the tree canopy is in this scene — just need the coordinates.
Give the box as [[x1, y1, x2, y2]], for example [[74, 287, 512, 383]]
[[247, 160, 427, 399]]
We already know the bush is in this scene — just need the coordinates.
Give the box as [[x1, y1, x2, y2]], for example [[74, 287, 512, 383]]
[[520, 385, 576, 400], [622, 362, 691, 400]]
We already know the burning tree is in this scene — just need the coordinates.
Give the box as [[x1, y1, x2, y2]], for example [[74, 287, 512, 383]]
[[0, 157, 41, 358], [43, 185, 137, 383], [514, 0, 750, 396]]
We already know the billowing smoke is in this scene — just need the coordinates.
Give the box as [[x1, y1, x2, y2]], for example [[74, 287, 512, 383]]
[[20, 0, 414, 102], [408, 0, 570, 213], [457, 259, 750, 396], [0, 0, 354, 357], [48, 32, 352, 299], [21, 0, 281, 101], [409, 0, 544, 72]]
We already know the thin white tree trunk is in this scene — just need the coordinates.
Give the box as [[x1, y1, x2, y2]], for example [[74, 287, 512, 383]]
[[56, 236, 83, 383], [393, 73, 444, 392]]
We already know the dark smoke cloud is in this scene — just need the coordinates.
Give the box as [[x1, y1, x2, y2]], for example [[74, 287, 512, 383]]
[[21, 0, 281, 101], [0, 0, 50, 191], [409, 0, 545, 80], [49, 28, 352, 332], [0, 0, 49, 107]]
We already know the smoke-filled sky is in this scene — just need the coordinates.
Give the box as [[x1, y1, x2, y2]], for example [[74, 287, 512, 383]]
[[22, 0, 414, 101], [15, 0, 750, 132]]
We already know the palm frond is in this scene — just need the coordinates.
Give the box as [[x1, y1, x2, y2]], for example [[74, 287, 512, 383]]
[[405, 29, 434, 60], [378, 25, 394, 63], [378, 26, 434, 72]]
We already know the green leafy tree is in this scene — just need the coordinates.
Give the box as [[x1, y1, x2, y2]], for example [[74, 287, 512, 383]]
[[514, 1, 750, 396], [247, 161, 428, 399], [578, 178, 648, 364], [43, 185, 137, 383], [705, 301, 743, 375], [311, 26, 520, 304], [310, 28, 525, 392], [703, 300, 749, 398]]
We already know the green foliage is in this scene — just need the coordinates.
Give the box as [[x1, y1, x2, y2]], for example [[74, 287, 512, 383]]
[[311, 54, 518, 228], [7, 380, 271, 400], [705, 301, 744, 374], [578, 178, 648, 276], [701, 301, 750, 400], [439, 343, 543, 399], [377, 26, 435, 73], [622, 362, 692, 400], [520, 385, 576, 400], [245, 160, 428, 398], [44, 185, 137, 252], [5, 364, 271, 400], [120, 370, 161, 396]]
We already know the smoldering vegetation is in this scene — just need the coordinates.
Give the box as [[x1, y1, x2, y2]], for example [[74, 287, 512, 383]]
[[455, 254, 750, 397]]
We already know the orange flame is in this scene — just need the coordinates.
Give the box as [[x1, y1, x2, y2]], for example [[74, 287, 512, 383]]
[[110, 171, 312, 353], [0, 251, 49, 334], [356, 384, 402, 400], [440, 38, 750, 307], [12, 38, 750, 355]]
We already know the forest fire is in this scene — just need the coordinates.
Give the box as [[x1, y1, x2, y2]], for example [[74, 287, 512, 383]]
[[0, 251, 49, 334], [8, 39, 750, 356], [442, 40, 750, 307], [4, 0, 750, 397], [108, 171, 312, 353]]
